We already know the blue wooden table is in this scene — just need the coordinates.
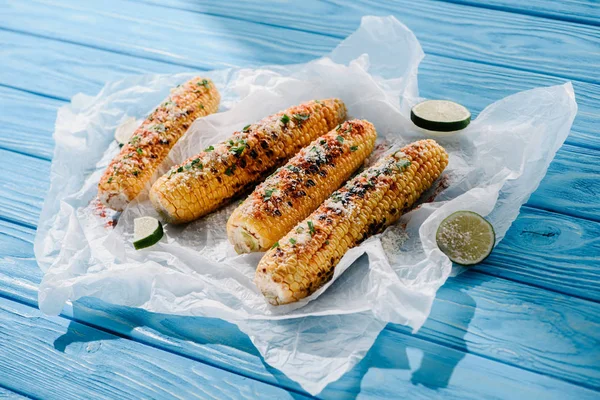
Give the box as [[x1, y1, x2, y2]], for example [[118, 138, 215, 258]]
[[0, 0, 598, 398]]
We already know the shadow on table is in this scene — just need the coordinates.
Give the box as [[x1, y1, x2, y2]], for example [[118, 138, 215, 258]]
[[52, 275, 476, 400], [317, 277, 476, 399]]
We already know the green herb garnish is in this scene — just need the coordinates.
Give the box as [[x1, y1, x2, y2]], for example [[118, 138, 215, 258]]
[[198, 79, 210, 88], [136, 148, 143, 155], [396, 159, 411, 170], [225, 166, 236, 176], [335, 124, 342, 131], [264, 188, 275, 200], [271, 241, 280, 249], [177, 166, 184, 173], [132, 170, 139, 176], [293, 113, 310, 121], [204, 145, 214, 152], [307, 220, 315, 236], [191, 158, 203, 169], [280, 114, 290, 124], [336, 135, 344, 143], [242, 124, 251, 132], [350, 146, 358, 152], [289, 238, 297, 245]]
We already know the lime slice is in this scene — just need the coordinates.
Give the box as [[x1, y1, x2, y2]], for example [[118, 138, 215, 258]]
[[115, 117, 141, 147], [436, 211, 495, 265], [133, 217, 164, 250], [411, 100, 471, 132]]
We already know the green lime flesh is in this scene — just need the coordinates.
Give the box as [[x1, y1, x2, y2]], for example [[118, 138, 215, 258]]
[[436, 211, 495, 266], [411, 100, 471, 132]]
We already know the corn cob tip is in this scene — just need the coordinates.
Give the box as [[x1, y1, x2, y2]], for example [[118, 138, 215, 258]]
[[254, 269, 292, 305], [98, 190, 130, 212], [228, 224, 261, 254]]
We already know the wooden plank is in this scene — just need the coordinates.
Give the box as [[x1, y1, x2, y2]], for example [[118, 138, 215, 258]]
[[449, 0, 600, 26], [0, 12, 598, 154], [0, 29, 188, 100], [1, 219, 599, 391], [0, 297, 309, 400], [0, 386, 29, 399], [2, 297, 597, 400], [527, 144, 600, 223], [0, 86, 59, 160], [480, 206, 600, 302], [111, 0, 600, 83]]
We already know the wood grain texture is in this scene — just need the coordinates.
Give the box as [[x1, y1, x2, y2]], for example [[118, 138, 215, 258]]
[[481, 207, 600, 302], [448, 0, 600, 26], [0, 86, 59, 160], [125, 0, 600, 83], [1, 219, 599, 392], [1, 5, 599, 153], [0, 386, 29, 399], [1, 297, 597, 400], [0, 297, 309, 400]]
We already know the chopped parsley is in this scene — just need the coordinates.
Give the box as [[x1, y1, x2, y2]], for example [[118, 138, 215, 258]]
[[271, 241, 280, 249], [107, 177, 113, 183], [307, 220, 315, 236], [396, 159, 411, 170], [200, 104, 204, 109], [350, 146, 358, 152], [324, 240, 329, 245], [129, 135, 140, 145], [286, 165, 300, 173], [293, 113, 310, 121], [280, 114, 290, 124], [225, 165, 236, 176], [230, 144, 246, 156], [264, 188, 276, 200], [132, 170, 139, 176], [177, 166, 184, 173], [191, 158, 203, 169], [289, 238, 297, 245], [163, 100, 174, 107], [136, 148, 143, 155], [228, 140, 234, 147], [184, 164, 192, 170], [198, 79, 210, 88], [335, 124, 342, 131], [151, 124, 166, 133], [320, 139, 327, 145], [336, 135, 344, 143], [314, 99, 321, 104], [204, 145, 214, 152], [242, 124, 251, 132]]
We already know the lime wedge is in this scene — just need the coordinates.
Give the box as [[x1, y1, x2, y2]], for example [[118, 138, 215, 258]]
[[115, 117, 141, 147], [133, 217, 164, 250], [436, 211, 495, 265], [411, 100, 471, 132]]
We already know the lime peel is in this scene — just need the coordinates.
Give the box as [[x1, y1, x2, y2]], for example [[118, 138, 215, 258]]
[[133, 217, 164, 250]]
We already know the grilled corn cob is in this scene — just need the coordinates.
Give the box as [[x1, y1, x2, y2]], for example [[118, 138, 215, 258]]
[[255, 139, 449, 305], [98, 77, 220, 211], [227, 119, 377, 253], [150, 99, 347, 224]]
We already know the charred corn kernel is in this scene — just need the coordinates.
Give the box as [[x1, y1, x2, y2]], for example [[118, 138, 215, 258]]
[[150, 99, 347, 224], [255, 139, 449, 305], [98, 77, 220, 211], [227, 119, 377, 253]]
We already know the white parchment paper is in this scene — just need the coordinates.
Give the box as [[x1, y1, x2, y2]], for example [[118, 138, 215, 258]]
[[34, 16, 577, 395]]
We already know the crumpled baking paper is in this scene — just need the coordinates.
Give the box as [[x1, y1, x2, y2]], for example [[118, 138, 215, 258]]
[[34, 16, 577, 395]]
